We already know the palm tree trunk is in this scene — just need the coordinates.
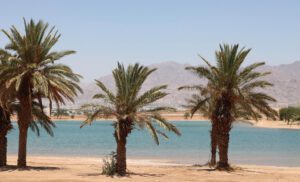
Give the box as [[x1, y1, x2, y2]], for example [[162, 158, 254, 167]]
[[216, 96, 232, 170], [114, 118, 133, 176], [217, 132, 230, 169], [210, 124, 217, 166], [116, 137, 127, 176], [17, 123, 29, 167], [17, 83, 32, 168], [0, 135, 7, 167], [210, 110, 220, 167]]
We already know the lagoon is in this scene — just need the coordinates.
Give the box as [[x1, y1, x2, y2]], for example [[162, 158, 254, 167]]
[[7, 121, 300, 167]]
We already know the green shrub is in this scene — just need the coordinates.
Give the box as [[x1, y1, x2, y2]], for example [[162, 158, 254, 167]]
[[184, 112, 190, 119], [279, 106, 300, 123], [101, 151, 117, 176]]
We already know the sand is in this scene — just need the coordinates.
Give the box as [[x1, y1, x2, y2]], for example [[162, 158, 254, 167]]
[[1, 156, 300, 182]]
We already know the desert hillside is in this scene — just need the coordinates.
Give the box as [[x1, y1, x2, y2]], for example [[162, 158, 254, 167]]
[[74, 61, 300, 109]]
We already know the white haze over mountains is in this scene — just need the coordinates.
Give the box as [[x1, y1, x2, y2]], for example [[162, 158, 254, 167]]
[[70, 61, 300, 109]]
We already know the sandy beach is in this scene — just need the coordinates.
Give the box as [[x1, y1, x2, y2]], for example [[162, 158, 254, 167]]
[[0, 156, 300, 182]]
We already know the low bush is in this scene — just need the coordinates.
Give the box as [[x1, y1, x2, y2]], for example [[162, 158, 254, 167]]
[[101, 151, 117, 176]]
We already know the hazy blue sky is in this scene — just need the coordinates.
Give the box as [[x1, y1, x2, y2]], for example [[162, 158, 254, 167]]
[[0, 0, 299, 81]]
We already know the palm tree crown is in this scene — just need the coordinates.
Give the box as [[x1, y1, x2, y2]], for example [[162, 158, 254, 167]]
[[0, 19, 82, 109], [181, 44, 277, 121], [82, 62, 180, 144]]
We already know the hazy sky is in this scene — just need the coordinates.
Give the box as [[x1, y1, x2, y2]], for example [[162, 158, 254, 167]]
[[0, 0, 299, 82]]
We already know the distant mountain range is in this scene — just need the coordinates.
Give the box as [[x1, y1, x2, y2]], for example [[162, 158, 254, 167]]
[[72, 61, 300, 109]]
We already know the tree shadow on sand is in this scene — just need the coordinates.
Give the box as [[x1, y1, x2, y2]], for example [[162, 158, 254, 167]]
[[127, 171, 165, 178], [77, 173, 102, 177], [78, 171, 165, 178], [0, 165, 61, 172], [191, 165, 268, 175]]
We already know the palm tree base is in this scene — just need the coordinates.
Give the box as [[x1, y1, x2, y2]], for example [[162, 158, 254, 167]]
[[17, 161, 27, 168], [116, 170, 127, 176], [216, 162, 232, 171]]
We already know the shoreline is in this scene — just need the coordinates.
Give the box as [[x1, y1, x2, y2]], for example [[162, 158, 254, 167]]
[[5, 154, 300, 168], [2, 155, 300, 182], [11, 114, 300, 130], [5, 155, 300, 167], [43, 118, 300, 130]]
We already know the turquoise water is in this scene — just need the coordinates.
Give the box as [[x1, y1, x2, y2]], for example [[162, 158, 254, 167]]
[[7, 121, 300, 166]]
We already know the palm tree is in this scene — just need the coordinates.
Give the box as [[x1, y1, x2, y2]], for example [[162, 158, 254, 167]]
[[81, 63, 181, 176], [180, 44, 277, 169], [0, 19, 82, 167]]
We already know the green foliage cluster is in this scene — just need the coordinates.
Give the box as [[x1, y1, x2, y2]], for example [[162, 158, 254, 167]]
[[52, 109, 70, 117], [279, 107, 300, 123], [184, 112, 191, 119]]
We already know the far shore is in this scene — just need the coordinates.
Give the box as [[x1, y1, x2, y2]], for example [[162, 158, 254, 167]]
[[1, 156, 300, 182], [11, 112, 300, 130], [246, 119, 300, 130]]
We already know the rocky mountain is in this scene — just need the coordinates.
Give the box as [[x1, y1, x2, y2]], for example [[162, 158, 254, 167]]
[[72, 61, 300, 109]]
